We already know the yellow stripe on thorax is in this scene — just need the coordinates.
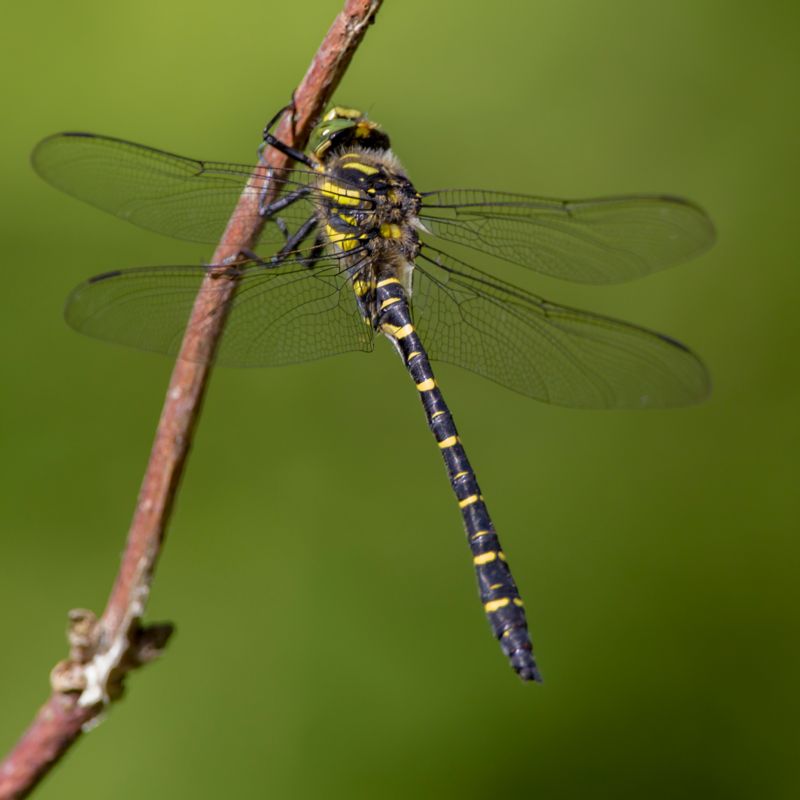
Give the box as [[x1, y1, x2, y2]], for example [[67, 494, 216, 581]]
[[379, 223, 402, 239], [343, 160, 380, 175], [325, 224, 359, 251], [320, 180, 362, 206]]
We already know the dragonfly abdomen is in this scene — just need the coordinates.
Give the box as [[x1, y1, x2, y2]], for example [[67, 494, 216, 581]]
[[374, 273, 541, 682]]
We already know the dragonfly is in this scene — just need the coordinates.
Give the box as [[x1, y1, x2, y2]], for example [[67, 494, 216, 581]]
[[31, 106, 714, 681]]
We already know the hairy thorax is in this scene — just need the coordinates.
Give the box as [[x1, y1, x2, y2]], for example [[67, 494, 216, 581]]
[[313, 146, 423, 324]]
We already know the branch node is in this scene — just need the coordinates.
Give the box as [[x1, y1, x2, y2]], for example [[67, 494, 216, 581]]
[[48, 609, 175, 710]]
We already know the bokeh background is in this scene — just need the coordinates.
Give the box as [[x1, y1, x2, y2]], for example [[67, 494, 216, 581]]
[[2, 1, 798, 797]]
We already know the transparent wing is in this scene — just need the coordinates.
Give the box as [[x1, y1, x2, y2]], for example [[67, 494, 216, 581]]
[[419, 189, 715, 284], [412, 245, 710, 409], [31, 132, 321, 249], [66, 258, 373, 367]]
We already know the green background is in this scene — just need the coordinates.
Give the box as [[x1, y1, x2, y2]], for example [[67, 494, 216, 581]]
[[2, 1, 798, 797]]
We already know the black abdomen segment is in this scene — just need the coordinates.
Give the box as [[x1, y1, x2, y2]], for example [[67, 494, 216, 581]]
[[375, 275, 541, 682]]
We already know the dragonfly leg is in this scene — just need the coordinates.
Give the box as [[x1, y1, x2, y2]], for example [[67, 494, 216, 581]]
[[230, 248, 268, 267], [261, 134, 318, 169], [263, 97, 296, 140], [258, 181, 311, 219], [270, 214, 319, 267], [373, 273, 541, 682], [206, 249, 266, 275], [296, 232, 326, 269], [261, 98, 319, 170], [271, 218, 325, 269]]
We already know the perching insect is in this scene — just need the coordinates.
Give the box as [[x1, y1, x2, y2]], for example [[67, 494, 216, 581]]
[[32, 106, 713, 680]]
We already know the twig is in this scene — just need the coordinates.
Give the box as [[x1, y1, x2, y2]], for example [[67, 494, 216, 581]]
[[0, 2, 383, 797]]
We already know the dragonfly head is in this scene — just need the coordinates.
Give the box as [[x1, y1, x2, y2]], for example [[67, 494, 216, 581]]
[[310, 107, 391, 162]]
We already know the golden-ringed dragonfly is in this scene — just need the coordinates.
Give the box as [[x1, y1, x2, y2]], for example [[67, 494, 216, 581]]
[[31, 106, 714, 682]]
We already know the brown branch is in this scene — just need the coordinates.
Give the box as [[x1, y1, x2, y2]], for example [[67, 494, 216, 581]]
[[0, 2, 382, 797]]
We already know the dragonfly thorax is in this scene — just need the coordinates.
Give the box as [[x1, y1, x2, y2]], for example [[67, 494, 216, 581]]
[[314, 147, 422, 318]]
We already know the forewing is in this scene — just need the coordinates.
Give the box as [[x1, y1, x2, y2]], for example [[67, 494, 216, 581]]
[[419, 190, 715, 284], [66, 259, 373, 367], [412, 246, 710, 409], [31, 132, 317, 249]]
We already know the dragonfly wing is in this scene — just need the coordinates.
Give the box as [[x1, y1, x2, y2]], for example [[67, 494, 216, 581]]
[[31, 132, 317, 250], [412, 246, 710, 408], [66, 259, 373, 367], [419, 190, 715, 284]]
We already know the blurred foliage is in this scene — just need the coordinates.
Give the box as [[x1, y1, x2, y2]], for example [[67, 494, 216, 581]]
[[1, 1, 798, 797]]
